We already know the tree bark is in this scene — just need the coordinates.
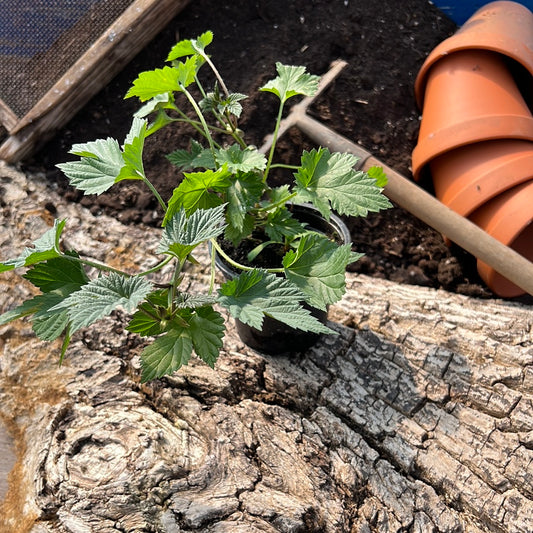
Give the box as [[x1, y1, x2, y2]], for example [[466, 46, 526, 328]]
[[0, 163, 532, 532]]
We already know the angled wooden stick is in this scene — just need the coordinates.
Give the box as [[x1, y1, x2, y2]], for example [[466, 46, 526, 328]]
[[261, 60, 533, 297]]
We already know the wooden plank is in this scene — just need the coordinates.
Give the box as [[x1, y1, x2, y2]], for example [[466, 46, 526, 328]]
[[0, 99, 19, 132], [0, 0, 190, 163]]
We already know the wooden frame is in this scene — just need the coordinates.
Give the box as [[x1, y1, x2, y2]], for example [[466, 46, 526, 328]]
[[0, 0, 190, 163]]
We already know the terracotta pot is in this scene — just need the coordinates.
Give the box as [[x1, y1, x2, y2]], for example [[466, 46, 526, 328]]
[[469, 180, 533, 297], [412, 49, 533, 181], [415, 0, 533, 108], [429, 139, 533, 216]]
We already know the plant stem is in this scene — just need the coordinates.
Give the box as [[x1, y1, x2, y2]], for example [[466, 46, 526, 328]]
[[269, 163, 300, 170], [202, 54, 230, 98], [141, 176, 167, 212], [254, 191, 298, 213], [263, 101, 285, 184], [62, 254, 130, 277], [209, 239, 284, 273], [182, 86, 216, 159], [136, 256, 173, 277]]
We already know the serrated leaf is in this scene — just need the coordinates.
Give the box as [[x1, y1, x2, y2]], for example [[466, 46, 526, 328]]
[[134, 93, 172, 118], [23, 255, 89, 293], [126, 289, 169, 337], [226, 172, 264, 234], [57, 138, 123, 194], [52, 273, 152, 332], [224, 213, 254, 246], [174, 293, 217, 309], [189, 306, 224, 367], [200, 91, 248, 118], [166, 31, 213, 60], [127, 305, 165, 337], [0, 219, 65, 272], [158, 204, 226, 260], [125, 57, 198, 101], [260, 63, 319, 104], [218, 269, 334, 334], [117, 117, 147, 181], [166, 139, 215, 170], [140, 327, 193, 382], [264, 208, 307, 242], [294, 148, 392, 219], [215, 145, 267, 173], [283, 233, 353, 310], [32, 297, 70, 341], [367, 165, 388, 188], [164, 166, 231, 224]]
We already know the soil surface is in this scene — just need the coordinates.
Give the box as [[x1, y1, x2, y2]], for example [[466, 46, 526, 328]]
[[20, 0, 531, 303]]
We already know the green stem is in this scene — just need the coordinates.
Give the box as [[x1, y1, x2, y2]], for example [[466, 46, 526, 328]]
[[263, 101, 285, 184], [169, 259, 185, 311], [209, 239, 284, 274], [62, 254, 130, 277], [269, 163, 300, 170], [182, 85, 216, 159], [253, 191, 297, 213], [135, 256, 173, 277], [202, 54, 230, 98], [208, 246, 217, 294], [141, 175, 167, 212]]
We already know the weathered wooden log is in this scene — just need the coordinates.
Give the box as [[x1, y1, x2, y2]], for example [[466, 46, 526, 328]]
[[0, 163, 532, 532]]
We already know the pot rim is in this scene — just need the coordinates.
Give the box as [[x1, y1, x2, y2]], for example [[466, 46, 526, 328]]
[[429, 139, 533, 215], [415, 1, 533, 108], [213, 203, 352, 279]]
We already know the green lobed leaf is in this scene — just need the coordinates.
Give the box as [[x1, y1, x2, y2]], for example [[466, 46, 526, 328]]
[[117, 117, 148, 181], [163, 166, 231, 224], [215, 145, 266, 173], [260, 63, 320, 104], [140, 326, 193, 382], [166, 31, 213, 61], [218, 269, 334, 334], [283, 233, 354, 310], [166, 139, 215, 171], [127, 289, 170, 337], [158, 204, 227, 260], [366, 165, 388, 188], [189, 306, 225, 368], [134, 93, 173, 118], [264, 208, 307, 243], [294, 148, 392, 219], [57, 138, 123, 195], [125, 57, 198, 101], [0, 219, 65, 272], [23, 254, 89, 293], [225, 171, 264, 235], [52, 273, 152, 333]]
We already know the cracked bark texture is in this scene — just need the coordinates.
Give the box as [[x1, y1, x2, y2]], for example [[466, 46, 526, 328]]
[[0, 163, 532, 533]]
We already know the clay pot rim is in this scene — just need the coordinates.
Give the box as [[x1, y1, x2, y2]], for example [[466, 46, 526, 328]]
[[432, 143, 533, 217], [415, 1, 533, 108], [412, 115, 533, 181]]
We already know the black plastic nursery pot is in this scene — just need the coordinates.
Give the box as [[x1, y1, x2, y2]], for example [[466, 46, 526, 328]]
[[214, 203, 352, 355]]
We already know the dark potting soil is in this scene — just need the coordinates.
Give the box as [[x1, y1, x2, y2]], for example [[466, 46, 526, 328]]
[[21, 0, 531, 304]]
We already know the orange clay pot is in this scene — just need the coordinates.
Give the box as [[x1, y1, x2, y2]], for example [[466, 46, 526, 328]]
[[469, 179, 533, 297], [412, 49, 533, 181], [414, 0, 533, 108], [429, 139, 533, 216]]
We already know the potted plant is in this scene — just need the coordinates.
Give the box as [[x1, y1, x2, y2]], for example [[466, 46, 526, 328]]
[[0, 31, 391, 381]]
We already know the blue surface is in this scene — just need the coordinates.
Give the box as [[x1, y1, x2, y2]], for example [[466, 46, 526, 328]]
[[0, 0, 101, 57], [432, 0, 533, 25]]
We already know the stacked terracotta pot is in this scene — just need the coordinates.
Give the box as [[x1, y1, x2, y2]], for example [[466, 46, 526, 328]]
[[412, 1, 533, 297]]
